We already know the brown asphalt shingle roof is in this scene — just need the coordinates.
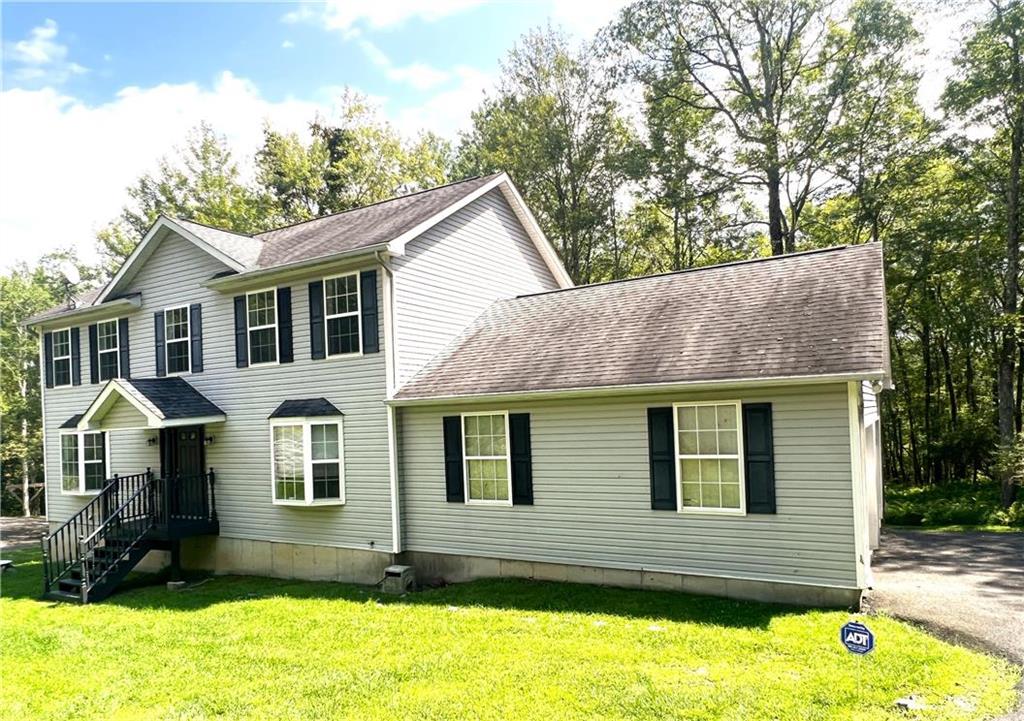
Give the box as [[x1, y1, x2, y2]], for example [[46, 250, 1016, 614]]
[[252, 174, 500, 268], [395, 244, 888, 400]]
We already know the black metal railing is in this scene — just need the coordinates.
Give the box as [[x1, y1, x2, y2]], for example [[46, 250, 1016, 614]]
[[153, 470, 217, 526], [41, 470, 153, 594], [79, 477, 157, 603]]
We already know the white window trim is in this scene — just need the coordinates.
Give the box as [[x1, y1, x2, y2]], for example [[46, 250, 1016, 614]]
[[52, 327, 72, 387], [673, 400, 747, 516], [164, 305, 191, 376], [96, 318, 120, 381], [323, 272, 362, 358], [246, 288, 279, 367], [462, 410, 512, 507], [269, 418, 345, 506], [58, 430, 110, 496]]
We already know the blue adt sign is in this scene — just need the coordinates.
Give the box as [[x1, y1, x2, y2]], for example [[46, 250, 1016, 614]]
[[840, 621, 875, 655]]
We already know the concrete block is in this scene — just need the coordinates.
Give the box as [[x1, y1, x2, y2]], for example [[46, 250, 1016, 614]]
[[816, 586, 862, 609], [270, 542, 294, 579], [136, 549, 169, 573], [312, 545, 339, 581], [565, 564, 604, 586], [680, 574, 728, 598], [499, 559, 535, 579], [338, 548, 387, 584], [601, 568, 642, 589], [532, 562, 569, 583], [292, 544, 317, 579], [182, 537, 216, 571], [249, 540, 273, 576], [214, 537, 241, 574], [642, 571, 683, 592]]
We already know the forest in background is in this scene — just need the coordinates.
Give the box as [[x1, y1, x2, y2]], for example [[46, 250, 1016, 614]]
[[3, 0, 1022, 520]]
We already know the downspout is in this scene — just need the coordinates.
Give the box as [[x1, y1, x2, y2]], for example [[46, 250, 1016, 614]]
[[376, 250, 402, 555]]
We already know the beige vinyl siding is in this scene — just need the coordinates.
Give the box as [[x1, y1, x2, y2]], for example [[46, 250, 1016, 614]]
[[100, 398, 149, 429], [392, 188, 561, 387], [43, 232, 393, 552], [397, 383, 859, 588]]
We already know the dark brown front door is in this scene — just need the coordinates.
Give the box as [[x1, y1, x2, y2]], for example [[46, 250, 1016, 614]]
[[160, 425, 205, 478]]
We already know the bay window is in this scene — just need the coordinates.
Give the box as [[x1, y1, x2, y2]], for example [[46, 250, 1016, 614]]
[[270, 419, 344, 505]]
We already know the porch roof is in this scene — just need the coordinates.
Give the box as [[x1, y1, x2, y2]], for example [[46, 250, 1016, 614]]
[[77, 378, 226, 430]]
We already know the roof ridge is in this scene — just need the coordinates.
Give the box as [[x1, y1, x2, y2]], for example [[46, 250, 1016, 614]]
[[254, 172, 500, 239], [169, 216, 257, 239], [516, 244, 867, 299]]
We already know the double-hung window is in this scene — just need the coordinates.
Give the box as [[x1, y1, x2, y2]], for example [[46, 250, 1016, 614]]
[[165, 306, 190, 374], [463, 412, 511, 505], [270, 419, 344, 505], [61, 431, 108, 494], [675, 401, 745, 513], [52, 328, 72, 387], [324, 273, 360, 356], [247, 290, 278, 364], [97, 319, 120, 381]]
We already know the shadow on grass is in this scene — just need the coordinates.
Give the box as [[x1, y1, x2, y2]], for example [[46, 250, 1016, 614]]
[[3, 548, 798, 630]]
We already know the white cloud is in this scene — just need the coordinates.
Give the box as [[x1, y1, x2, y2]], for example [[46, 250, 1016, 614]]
[[4, 19, 87, 86], [321, 0, 484, 32], [548, 0, 629, 37], [0, 72, 320, 269], [356, 38, 451, 90], [281, 40, 295, 49], [391, 65, 490, 138]]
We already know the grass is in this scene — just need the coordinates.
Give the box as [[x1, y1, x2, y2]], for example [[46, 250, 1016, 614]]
[[884, 481, 1024, 532], [1, 549, 1019, 721]]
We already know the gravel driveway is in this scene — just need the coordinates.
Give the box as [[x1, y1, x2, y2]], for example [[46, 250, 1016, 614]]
[[0, 516, 47, 551]]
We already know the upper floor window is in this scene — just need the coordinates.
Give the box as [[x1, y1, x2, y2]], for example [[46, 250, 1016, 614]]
[[675, 401, 744, 513], [247, 290, 278, 365], [61, 431, 107, 494], [463, 412, 511, 505], [324, 273, 360, 356], [270, 419, 344, 505], [97, 319, 120, 381], [52, 328, 72, 387], [165, 306, 190, 374]]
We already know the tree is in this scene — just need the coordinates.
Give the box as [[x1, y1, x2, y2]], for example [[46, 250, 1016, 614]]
[[257, 94, 453, 224], [97, 123, 272, 272], [611, 0, 920, 255], [943, 0, 1024, 506], [456, 27, 633, 283]]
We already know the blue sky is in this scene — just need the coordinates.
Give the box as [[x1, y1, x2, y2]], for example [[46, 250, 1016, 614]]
[[0, 1, 625, 268], [0, 1, 973, 269]]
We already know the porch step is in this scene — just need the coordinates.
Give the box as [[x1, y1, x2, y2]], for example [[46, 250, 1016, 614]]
[[44, 589, 83, 603], [58, 577, 84, 594]]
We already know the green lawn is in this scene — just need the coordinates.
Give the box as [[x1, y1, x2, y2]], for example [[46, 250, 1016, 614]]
[[1, 549, 1018, 720]]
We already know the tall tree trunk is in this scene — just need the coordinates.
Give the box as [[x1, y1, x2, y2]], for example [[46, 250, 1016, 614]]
[[939, 335, 958, 430], [895, 340, 923, 485], [765, 152, 785, 256], [921, 322, 934, 485]]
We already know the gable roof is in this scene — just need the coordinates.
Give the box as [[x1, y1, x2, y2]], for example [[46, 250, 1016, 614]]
[[268, 398, 344, 418], [394, 244, 889, 402], [46, 172, 568, 316], [77, 377, 225, 430]]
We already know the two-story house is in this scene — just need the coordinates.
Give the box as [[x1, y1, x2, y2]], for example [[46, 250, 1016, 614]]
[[27, 172, 889, 607]]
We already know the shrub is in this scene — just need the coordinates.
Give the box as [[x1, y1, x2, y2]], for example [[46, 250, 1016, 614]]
[[884, 480, 1022, 528]]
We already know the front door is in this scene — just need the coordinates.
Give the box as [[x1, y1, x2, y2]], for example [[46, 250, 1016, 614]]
[[160, 425, 205, 479]]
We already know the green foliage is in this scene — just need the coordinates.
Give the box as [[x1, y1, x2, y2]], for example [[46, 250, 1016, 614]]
[[2, 548, 1019, 719], [885, 481, 1024, 529]]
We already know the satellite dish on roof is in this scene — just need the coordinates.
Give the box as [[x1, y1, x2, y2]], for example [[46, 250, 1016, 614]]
[[59, 260, 81, 286]]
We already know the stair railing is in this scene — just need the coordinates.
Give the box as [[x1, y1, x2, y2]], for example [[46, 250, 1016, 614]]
[[41, 470, 153, 595], [78, 475, 157, 603]]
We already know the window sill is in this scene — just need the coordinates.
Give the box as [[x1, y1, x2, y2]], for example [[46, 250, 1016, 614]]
[[465, 500, 513, 507], [323, 351, 364, 361], [272, 499, 345, 507], [678, 508, 747, 517], [60, 489, 102, 497]]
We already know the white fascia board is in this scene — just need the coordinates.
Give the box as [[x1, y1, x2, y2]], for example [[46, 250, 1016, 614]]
[[78, 380, 164, 430], [97, 217, 248, 304], [204, 244, 389, 292], [388, 371, 888, 407], [24, 295, 141, 331]]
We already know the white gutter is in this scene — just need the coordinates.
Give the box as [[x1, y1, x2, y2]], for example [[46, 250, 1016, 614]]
[[24, 294, 142, 331], [204, 244, 391, 292], [387, 371, 889, 407]]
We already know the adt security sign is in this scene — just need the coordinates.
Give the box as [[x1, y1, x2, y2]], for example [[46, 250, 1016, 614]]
[[840, 621, 875, 655]]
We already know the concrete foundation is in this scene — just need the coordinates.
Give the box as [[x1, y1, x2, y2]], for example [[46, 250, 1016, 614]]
[[399, 550, 862, 608]]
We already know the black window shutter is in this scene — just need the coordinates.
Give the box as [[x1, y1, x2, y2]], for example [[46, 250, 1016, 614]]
[[277, 286, 293, 363], [509, 413, 533, 505], [189, 303, 203, 373], [308, 280, 325, 360], [43, 332, 54, 388], [70, 327, 81, 386], [118, 318, 130, 379], [743, 403, 776, 514], [443, 416, 465, 502], [360, 269, 379, 354], [233, 296, 248, 368], [648, 407, 676, 510], [88, 324, 99, 384], [154, 312, 166, 377]]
